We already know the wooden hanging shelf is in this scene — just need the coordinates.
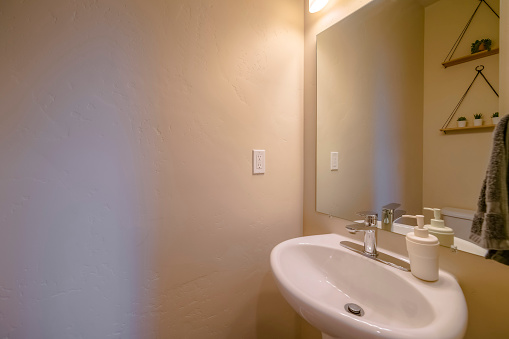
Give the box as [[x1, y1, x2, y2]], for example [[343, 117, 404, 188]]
[[440, 124, 496, 133], [440, 65, 499, 132], [442, 48, 499, 68], [442, 0, 499, 67]]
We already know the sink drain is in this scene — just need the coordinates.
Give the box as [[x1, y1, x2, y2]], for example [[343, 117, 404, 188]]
[[345, 303, 364, 316]]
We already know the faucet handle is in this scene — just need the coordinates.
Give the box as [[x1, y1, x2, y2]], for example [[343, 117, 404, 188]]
[[356, 211, 378, 227], [382, 202, 401, 211], [393, 209, 406, 220], [356, 210, 378, 217]]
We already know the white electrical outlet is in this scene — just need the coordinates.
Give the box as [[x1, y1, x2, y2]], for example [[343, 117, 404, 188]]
[[331, 152, 339, 170], [253, 150, 265, 174]]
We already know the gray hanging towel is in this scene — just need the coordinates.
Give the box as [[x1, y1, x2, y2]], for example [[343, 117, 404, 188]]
[[470, 114, 509, 264]]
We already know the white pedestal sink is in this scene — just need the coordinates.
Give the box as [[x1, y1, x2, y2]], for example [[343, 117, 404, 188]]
[[270, 234, 467, 339]]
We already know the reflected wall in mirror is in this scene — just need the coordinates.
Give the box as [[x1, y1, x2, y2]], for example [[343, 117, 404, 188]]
[[316, 0, 500, 256], [316, 0, 425, 221]]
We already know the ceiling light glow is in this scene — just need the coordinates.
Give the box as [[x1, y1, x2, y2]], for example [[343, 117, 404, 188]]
[[309, 0, 329, 13]]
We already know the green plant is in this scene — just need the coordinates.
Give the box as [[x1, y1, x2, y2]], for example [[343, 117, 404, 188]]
[[483, 38, 492, 51], [473, 113, 483, 119], [457, 116, 467, 121], [471, 38, 492, 54], [493, 112, 499, 118]]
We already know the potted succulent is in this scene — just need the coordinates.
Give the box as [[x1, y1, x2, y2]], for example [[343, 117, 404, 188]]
[[492, 112, 500, 125], [457, 116, 467, 128], [471, 38, 492, 54], [473, 113, 483, 126]]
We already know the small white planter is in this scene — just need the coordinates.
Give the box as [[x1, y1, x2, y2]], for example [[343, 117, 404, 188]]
[[457, 120, 467, 128], [473, 119, 483, 126], [492, 117, 500, 124]]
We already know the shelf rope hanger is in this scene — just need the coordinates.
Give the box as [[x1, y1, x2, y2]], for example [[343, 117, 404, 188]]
[[443, 0, 500, 64], [441, 65, 499, 131]]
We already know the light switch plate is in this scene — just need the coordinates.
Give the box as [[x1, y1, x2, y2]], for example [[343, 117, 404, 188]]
[[331, 152, 339, 170]]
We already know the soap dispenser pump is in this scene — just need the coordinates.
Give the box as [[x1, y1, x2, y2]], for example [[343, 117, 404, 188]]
[[424, 207, 455, 247], [403, 214, 440, 282]]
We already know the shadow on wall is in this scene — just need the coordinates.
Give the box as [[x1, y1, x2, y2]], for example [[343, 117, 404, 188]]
[[200, 272, 302, 339], [0, 1, 156, 337]]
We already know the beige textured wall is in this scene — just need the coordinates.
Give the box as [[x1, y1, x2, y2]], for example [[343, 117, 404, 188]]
[[0, 0, 303, 338], [304, 0, 509, 338], [316, 0, 424, 220], [423, 0, 500, 209]]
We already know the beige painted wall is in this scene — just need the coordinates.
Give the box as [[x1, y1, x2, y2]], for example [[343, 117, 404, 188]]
[[304, 0, 509, 338], [316, 0, 423, 221], [0, 0, 303, 338], [423, 0, 500, 209]]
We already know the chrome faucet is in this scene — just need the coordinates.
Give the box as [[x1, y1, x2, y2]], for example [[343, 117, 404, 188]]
[[341, 209, 411, 272], [345, 211, 378, 256], [381, 203, 406, 232]]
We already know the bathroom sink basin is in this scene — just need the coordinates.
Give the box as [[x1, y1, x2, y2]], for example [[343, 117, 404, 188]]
[[270, 234, 467, 339]]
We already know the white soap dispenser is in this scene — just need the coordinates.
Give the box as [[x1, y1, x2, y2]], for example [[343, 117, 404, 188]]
[[403, 214, 440, 282], [424, 207, 455, 248]]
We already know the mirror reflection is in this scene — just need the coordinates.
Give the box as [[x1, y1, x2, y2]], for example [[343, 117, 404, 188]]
[[316, 0, 500, 256]]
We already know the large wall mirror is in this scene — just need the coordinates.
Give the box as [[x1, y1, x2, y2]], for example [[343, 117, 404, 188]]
[[316, 0, 500, 256]]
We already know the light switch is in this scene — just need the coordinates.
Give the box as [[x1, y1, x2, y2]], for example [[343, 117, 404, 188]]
[[331, 152, 338, 170]]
